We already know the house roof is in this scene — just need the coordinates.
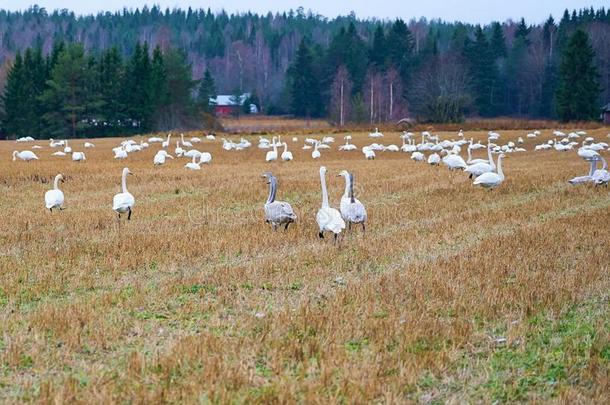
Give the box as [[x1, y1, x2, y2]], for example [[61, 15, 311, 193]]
[[210, 93, 251, 106]]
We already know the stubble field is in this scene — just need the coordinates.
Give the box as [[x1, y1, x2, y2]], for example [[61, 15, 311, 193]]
[[1, 128, 609, 403]]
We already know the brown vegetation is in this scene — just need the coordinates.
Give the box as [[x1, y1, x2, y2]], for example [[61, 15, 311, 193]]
[[0, 128, 609, 402]]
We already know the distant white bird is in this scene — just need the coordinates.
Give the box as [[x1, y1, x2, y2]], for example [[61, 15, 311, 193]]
[[72, 152, 86, 162], [369, 128, 384, 138], [148, 136, 164, 143], [49, 138, 65, 148], [568, 158, 596, 185], [112, 168, 135, 220], [411, 151, 424, 162], [52, 151, 66, 157], [13, 150, 38, 161], [443, 153, 467, 170], [262, 172, 297, 230], [45, 174, 65, 211], [185, 155, 201, 170], [473, 154, 506, 189], [206, 133, 216, 140], [339, 140, 357, 151], [362, 146, 375, 160], [266, 137, 279, 162], [427, 153, 441, 165], [153, 151, 173, 166], [175, 141, 184, 157], [316, 166, 346, 243], [190, 137, 202, 144], [114, 147, 128, 160], [32, 145, 42, 149], [312, 142, 321, 159], [162, 133, 172, 148], [63, 140, 72, 154], [338, 170, 367, 233], [199, 152, 212, 164], [592, 156, 610, 186], [84, 142, 95, 148], [180, 133, 193, 148], [281, 143, 293, 161]]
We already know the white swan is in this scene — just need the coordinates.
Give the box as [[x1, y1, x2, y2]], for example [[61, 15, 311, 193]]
[[443, 152, 467, 170], [72, 152, 86, 162], [199, 152, 212, 164], [185, 155, 201, 170], [162, 133, 172, 148], [114, 147, 128, 160], [369, 128, 384, 138], [266, 137, 278, 162], [281, 142, 293, 161], [316, 166, 346, 242], [112, 168, 135, 220], [153, 151, 173, 166], [465, 146, 495, 178], [13, 150, 38, 161], [175, 141, 184, 157], [262, 172, 297, 230], [312, 142, 321, 159], [45, 174, 65, 211], [339, 140, 357, 151], [568, 158, 596, 185], [52, 151, 66, 157], [180, 133, 193, 148], [63, 140, 72, 154], [592, 156, 610, 186], [338, 170, 367, 233], [411, 151, 424, 162], [362, 146, 375, 160], [84, 142, 95, 148], [427, 153, 441, 165], [473, 154, 506, 189]]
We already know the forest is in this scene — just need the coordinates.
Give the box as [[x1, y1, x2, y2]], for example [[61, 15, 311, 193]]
[[0, 5, 609, 137]]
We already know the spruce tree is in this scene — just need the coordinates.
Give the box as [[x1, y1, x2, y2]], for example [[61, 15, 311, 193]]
[[386, 19, 414, 88], [289, 39, 322, 118], [98, 47, 125, 133], [556, 29, 600, 121], [515, 18, 531, 46], [369, 25, 387, 69], [1, 52, 27, 137], [198, 68, 216, 113], [490, 22, 507, 59], [466, 26, 498, 116]]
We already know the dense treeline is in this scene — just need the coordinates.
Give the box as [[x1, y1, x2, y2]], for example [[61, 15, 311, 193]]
[[0, 5, 609, 137], [2, 42, 204, 137]]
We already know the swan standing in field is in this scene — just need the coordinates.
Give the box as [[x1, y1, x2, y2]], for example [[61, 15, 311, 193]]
[[162, 133, 172, 148], [114, 146, 128, 160], [316, 166, 346, 243], [153, 151, 173, 166], [13, 150, 38, 161], [266, 137, 278, 162], [45, 174, 65, 211], [473, 154, 506, 189], [175, 141, 185, 157], [262, 172, 297, 230], [338, 170, 367, 233], [180, 133, 193, 148], [312, 142, 321, 159], [63, 140, 72, 154], [72, 152, 86, 162], [281, 142, 293, 161], [113, 168, 135, 220]]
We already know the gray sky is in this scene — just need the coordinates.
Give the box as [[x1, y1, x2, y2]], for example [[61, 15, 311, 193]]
[[2, 1, 607, 24]]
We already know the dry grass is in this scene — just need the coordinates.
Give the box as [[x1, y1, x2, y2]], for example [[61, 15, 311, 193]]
[[1, 128, 609, 403]]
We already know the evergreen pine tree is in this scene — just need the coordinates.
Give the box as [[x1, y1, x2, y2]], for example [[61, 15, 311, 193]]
[[369, 25, 387, 69], [1, 52, 27, 137], [466, 26, 498, 116], [386, 19, 414, 89], [556, 29, 600, 121], [515, 18, 531, 46], [490, 22, 507, 59]]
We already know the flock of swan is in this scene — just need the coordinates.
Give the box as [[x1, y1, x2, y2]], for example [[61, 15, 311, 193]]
[[10, 127, 610, 237]]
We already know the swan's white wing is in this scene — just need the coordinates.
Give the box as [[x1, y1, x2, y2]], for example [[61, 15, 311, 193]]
[[45, 190, 64, 209], [113, 193, 135, 212]]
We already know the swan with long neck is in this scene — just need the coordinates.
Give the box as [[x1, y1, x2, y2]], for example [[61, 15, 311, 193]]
[[312, 141, 321, 159], [45, 174, 65, 211], [316, 166, 346, 243], [162, 133, 172, 148], [185, 155, 201, 170], [465, 146, 495, 178], [112, 168, 135, 220], [262, 172, 297, 230], [338, 170, 367, 233], [281, 142, 293, 161], [473, 154, 506, 189], [266, 137, 278, 162]]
